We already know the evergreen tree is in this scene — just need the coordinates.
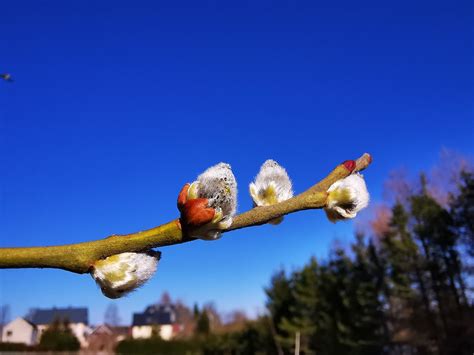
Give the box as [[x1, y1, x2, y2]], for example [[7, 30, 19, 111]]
[[379, 202, 437, 353], [38, 318, 80, 351], [451, 171, 474, 257], [348, 234, 387, 354], [279, 258, 319, 354], [265, 270, 295, 354], [410, 178, 472, 354], [195, 309, 211, 336], [268, 246, 386, 355]]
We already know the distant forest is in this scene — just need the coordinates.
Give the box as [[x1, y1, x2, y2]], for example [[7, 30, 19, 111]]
[[265, 156, 474, 355], [267, 154, 474, 354]]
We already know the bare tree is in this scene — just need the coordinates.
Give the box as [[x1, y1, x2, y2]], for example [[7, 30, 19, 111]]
[[174, 300, 195, 338], [0, 305, 11, 341], [220, 310, 248, 333], [104, 303, 121, 326], [370, 204, 392, 240], [428, 148, 473, 207], [159, 292, 172, 306]]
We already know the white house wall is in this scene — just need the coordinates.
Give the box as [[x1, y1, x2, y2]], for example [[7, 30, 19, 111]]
[[1, 318, 37, 346], [159, 325, 173, 340], [132, 325, 173, 340], [132, 325, 153, 339]]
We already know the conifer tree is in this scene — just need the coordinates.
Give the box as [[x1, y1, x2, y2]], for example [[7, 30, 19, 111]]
[[411, 177, 472, 354], [265, 270, 295, 354], [379, 202, 437, 352], [38, 318, 80, 351], [349, 234, 386, 354], [279, 259, 319, 354], [451, 171, 474, 257]]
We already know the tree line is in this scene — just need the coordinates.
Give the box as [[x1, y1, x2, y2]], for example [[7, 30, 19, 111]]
[[266, 170, 473, 355]]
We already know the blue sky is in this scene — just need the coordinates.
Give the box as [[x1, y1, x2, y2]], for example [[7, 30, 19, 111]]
[[1, 0, 473, 325]]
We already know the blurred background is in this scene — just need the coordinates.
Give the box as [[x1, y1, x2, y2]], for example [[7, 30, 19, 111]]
[[1, 0, 473, 353]]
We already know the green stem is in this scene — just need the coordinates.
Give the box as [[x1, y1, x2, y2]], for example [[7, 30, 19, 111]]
[[0, 221, 185, 273], [0, 153, 372, 274]]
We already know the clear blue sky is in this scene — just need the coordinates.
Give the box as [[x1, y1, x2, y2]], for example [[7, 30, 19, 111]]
[[1, 0, 473, 325]]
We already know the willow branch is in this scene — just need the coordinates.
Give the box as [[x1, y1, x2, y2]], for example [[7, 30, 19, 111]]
[[0, 153, 372, 274]]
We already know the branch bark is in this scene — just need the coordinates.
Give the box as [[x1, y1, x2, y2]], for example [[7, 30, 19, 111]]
[[0, 153, 372, 274]]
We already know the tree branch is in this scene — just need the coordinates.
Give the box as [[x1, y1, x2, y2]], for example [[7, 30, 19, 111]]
[[0, 153, 372, 274]]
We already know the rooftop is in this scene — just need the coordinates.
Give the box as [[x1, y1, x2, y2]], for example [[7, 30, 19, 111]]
[[28, 307, 88, 325], [132, 304, 176, 326]]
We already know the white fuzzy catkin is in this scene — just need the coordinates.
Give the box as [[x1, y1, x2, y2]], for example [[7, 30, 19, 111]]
[[324, 173, 370, 222], [91, 252, 160, 299], [249, 159, 293, 207], [190, 162, 237, 240]]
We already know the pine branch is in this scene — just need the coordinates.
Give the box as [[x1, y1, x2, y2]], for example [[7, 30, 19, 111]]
[[0, 153, 372, 274]]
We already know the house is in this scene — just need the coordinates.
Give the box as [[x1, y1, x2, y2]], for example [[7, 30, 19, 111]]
[[1, 317, 37, 346], [27, 307, 91, 347], [86, 324, 130, 353], [132, 304, 178, 340]]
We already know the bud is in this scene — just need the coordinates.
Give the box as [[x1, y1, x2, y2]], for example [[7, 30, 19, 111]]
[[249, 160, 293, 224], [91, 251, 160, 299], [324, 173, 369, 222], [249, 160, 293, 206], [178, 163, 237, 240]]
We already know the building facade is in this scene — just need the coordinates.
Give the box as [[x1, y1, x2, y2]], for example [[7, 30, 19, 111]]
[[28, 307, 91, 347], [132, 304, 177, 340], [86, 324, 129, 353], [1, 307, 91, 347], [1, 317, 37, 346]]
